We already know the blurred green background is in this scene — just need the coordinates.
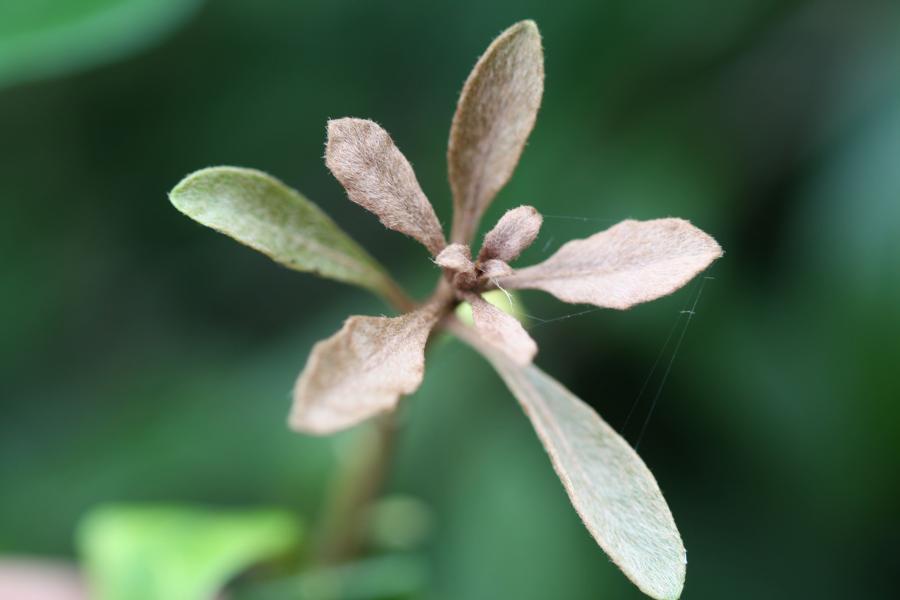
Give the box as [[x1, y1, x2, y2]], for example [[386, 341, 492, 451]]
[[2, 0, 899, 598]]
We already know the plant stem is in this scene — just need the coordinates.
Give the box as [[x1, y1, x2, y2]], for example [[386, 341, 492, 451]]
[[312, 410, 398, 565], [377, 276, 417, 313], [311, 280, 455, 566]]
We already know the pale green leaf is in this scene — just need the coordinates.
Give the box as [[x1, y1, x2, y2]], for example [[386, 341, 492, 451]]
[[447, 319, 686, 599], [170, 167, 409, 307], [465, 292, 537, 365], [0, 0, 204, 88], [492, 360, 686, 599], [77, 504, 302, 600], [454, 289, 525, 325]]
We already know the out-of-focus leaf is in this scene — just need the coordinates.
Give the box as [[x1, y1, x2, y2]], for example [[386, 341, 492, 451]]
[[77, 504, 302, 600], [0, 0, 204, 88], [366, 495, 434, 552], [169, 167, 409, 308], [233, 554, 428, 600]]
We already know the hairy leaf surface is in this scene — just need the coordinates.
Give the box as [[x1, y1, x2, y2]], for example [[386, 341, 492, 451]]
[[327, 118, 447, 255], [501, 218, 722, 309], [448, 21, 544, 243], [290, 305, 441, 434]]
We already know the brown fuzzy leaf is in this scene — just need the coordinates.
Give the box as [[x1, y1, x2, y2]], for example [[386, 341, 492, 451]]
[[478, 205, 543, 262], [479, 258, 514, 279], [434, 243, 474, 273], [326, 118, 447, 255], [466, 293, 537, 365], [448, 21, 544, 244], [500, 218, 722, 309], [290, 304, 441, 434]]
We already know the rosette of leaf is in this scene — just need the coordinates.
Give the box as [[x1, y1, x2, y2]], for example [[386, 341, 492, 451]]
[[170, 21, 722, 600]]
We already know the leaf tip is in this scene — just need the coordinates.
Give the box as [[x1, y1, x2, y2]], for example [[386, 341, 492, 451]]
[[509, 19, 540, 38], [168, 165, 259, 213], [325, 117, 373, 162], [326, 116, 358, 137], [495, 20, 543, 63], [502, 20, 543, 59], [640, 558, 686, 600], [168, 166, 214, 211]]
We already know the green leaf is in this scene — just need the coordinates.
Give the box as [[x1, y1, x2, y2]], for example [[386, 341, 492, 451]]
[[0, 0, 204, 88], [233, 554, 428, 600], [454, 289, 524, 325], [77, 504, 302, 600], [491, 359, 686, 599], [170, 167, 409, 308]]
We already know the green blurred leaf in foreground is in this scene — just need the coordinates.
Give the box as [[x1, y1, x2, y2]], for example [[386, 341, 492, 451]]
[[234, 554, 428, 600], [0, 0, 205, 88], [170, 167, 408, 308], [77, 504, 302, 600]]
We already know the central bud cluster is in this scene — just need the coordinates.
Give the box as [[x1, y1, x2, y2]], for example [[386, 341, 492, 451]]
[[435, 205, 542, 297]]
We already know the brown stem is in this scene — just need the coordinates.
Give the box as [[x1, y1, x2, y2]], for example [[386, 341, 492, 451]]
[[311, 279, 444, 565], [312, 414, 398, 564], [376, 277, 417, 313], [311, 277, 460, 566]]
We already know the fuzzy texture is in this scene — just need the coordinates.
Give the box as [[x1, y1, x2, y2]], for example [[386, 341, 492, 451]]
[[479, 258, 514, 279], [466, 293, 537, 365], [447, 316, 686, 600], [290, 305, 441, 434], [448, 21, 544, 244], [491, 357, 686, 600], [478, 205, 543, 263], [500, 218, 723, 309], [434, 243, 475, 272], [327, 118, 447, 256]]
